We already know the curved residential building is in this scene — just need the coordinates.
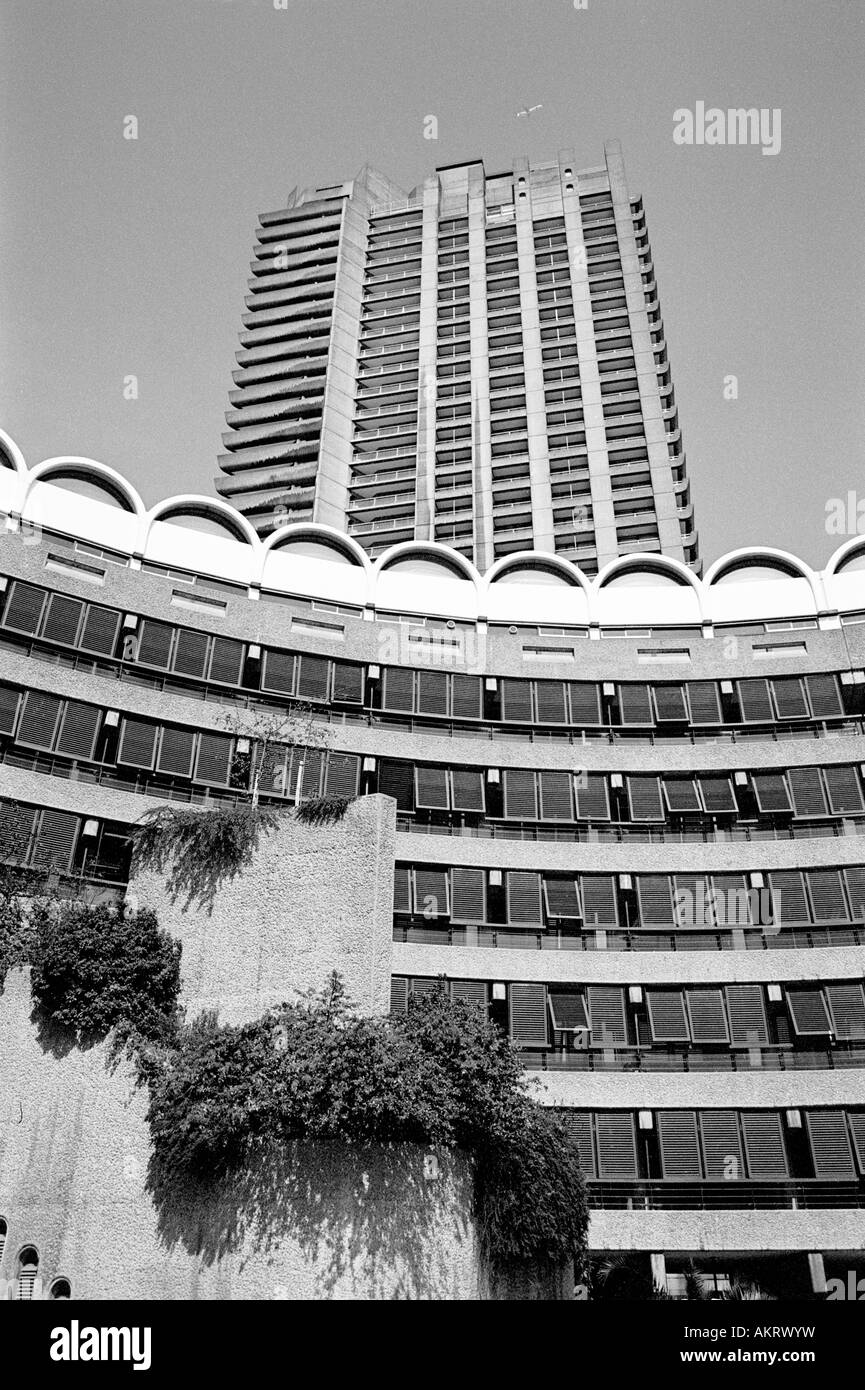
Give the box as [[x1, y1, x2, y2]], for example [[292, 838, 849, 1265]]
[[1, 431, 865, 1297]]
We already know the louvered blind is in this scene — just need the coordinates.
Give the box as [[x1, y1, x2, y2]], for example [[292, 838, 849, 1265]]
[[136, 619, 174, 669], [451, 674, 482, 719], [413, 868, 450, 918], [538, 769, 573, 821], [450, 868, 486, 923], [826, 984, 865, 1040], [618, 683, 653, 724], [118, 717, 158, 769], [0, 683, 19, 736], [700, 1111, 744, 1180], [172, 628, 209, 678], [636, 875, 675, 926], [769, 870, 810, 924], [559, 1111, 596, 1177], [673, 874, 711, 928], [807, 869, 847, 923], [16, 691, 62, 750], [548, 991, 589, 1032], [450, 767, 485, 812], [393, 866, 412, 913], [741, 1112, 788, 1178], [653, 684, 688, 722], [752, 773, 792, 813], [324, 752, 360, 798], [737, 678, 773, 722], [805, 673, 843, 718], [329, 660, 362, 704], [627, 776, 664, 822], [725, 985, 769, 1044], [535, 680, 568, 724], [687, 680, 722, 725], [261, 649, 295, 695], [574, 773, 610, 821], [32, 809, 78, 873], [79, 603, 120, 656], [157, 727, 196, 778], [848, 1112, 865, 1173], [788, 767, 829, 817], [378, 759, 414, 811], [581, 876, 619, 930], [506, 871, 543, 926], [664, 777, 701, 812], [646, 990, 690, 1042], [569, 682, 602, 725], [658, 1111, 702, 1177], [595, 1113, 638, 1178], [451, 980, 488, 1009], [712, 873, 754, 927], [806, 1110, 856, 1177], [844, 867, 865, 921], [414, 765, 449, 810], [297, 748, 324, 799], [41, 593, 83, 645], [771, 676, 809, 720], [587, 986, 627, 1044], [416, 671, 448, 716], [382, 666, 414, 712], [823, 765, 864, 814], [390, 977, 409, 1013], [787, 988, 832, 1035], [2, 580, 46, 634], [194, 733, 233, 786], [699, 776, 738, 814], [502, 768, 538, 819], [686, 988, 729, 1043], [208, 636, 244, 686], [509, 983, 548, 1045], [296, 655, 329, 702], [500, 678, 532, 722], [543, 877, 581, 918], [55, 702, 100, 760]]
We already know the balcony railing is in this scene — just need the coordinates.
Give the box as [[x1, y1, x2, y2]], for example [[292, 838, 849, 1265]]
[[586, 1180, 865, 1211], [520, 1045, 865, 1073], [392, 920, 865, 953]]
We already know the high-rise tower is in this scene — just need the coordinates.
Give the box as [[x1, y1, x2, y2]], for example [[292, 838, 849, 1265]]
[[216, 141, 698, 576]]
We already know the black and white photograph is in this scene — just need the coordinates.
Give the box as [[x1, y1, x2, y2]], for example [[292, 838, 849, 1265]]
[[1, 0, 864, 1357]]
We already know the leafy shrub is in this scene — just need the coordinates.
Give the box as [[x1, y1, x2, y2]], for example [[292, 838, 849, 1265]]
[[294, 795, 354, 826], [30, 901, 181, 1042], [130, 805, 280, 908]]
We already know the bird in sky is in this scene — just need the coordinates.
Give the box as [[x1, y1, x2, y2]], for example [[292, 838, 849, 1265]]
[[516, 103, 543, 118]]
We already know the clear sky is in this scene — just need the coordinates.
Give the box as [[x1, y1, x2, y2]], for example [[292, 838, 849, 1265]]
[[1, 0, 863, 567]]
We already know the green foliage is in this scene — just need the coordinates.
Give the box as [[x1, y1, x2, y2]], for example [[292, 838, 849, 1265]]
[[142, 975, 588, 1275], [130, 804, 280, 909], [30, 901, 181, 1043]]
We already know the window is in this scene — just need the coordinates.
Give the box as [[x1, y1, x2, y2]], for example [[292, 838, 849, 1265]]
[[15, 1247, 39, 1300], [414, 766, 485, 813], [509, 982, 548, 1045], [48, 1277, 71, 1300]]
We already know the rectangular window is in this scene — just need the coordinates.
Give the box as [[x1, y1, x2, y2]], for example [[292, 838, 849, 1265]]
[[806, 1110, 856, 1178], [646, 990, 690, 1042], [574, 773, 610, 820], [737, 678, 773, 723], [657, 1111, 702, 1178], [595, 1113, 638, 1178], [752, 773, 792, 814], [687, 680, 722, 725], [636, 875, 676, 927], [700, 1111, 744, 1180], [548, 991, 589, 1032], [663, 777, 701, 813], [506, 870, 543, 927], [618, 683, 653, 725], [587, 986, 627, 1044], [509, 982, 548, 1045], [686, 988, 729, 1043], [16, 691, 62, 751], [543, 877, 581, 918], [741, 1112, 788, 1178], [502, 768, 538, 820], [538, 769, 573, 821], [787, 988, 832, 1035], [581, 876, 619, 930], [627, 776, 664, 822], [450, 867, 486, 923]]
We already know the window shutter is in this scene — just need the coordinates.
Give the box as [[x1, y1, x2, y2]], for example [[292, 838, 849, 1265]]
[[451, 674, 481, 719], [535, 680, 568, 724], [208, 636, 244, 686], [506, 870, 543, 926], [382, 666, 414, 712], [752, 773, 792, 814], [769, 870, 810, 924], [548, 991, 589, 1032], [848, 1113, 865, 1173], [194, 732, 234, 786], [538, 769, 573, 820], [581, 875, 619, 929], [378, 759, 414, 811], [674, 874, 712, 927], [157, 726, 196, 778], [787, 988, 832, 1035], [2, 580, 46, 634], [41, 593, 84, 646], [32, 809, 78, 873], [574, 774, 610, 821], [261, 648, 295, 695], [806, 1111, 856, 1178], [646, 990, 690, 1042], [595, 1113, 638, 1177], [500, 678, 532, 722], [699, 776, 738, 814], [324, 752, 359, 798], [332, 661, 364, 704], [416, 671, 448, 716], [663, 777, 701, 813], [136, 618, 174, 669], [172, 627, 210, 678], [79, 603, 120, 656], [825, 984, 865, 1040], [16, 691, 63, 750], [653, 684, 688, 722], [657, 1111, 702, 1178], [451, 980, 488, 1010], [685, 988, 729, 1043], [450, 767, 485, 812], [737, 678, 773, 722], [296, 655, 329, 702], [618, 683, 653, 724], [788, 767, 828, 817], [823, 765, 865, 814], [450, 867, 486, 922], [393, 866, 412, 913], [805, 673, 843, 719], [509, 983, 548, 1045], [118, 717, 157, 769], [414, 765, 450, 810], [741, 1112, 788, 1177], [844, 867, 865, 921], [568, 682, 602, 725], [627, 776, 664, 822], [502, 768, 538, 819], [771, 676, 809, 720], [413, 868, 450, 918], [687, 680, 722, 725], [712, 873, 754, 927], [636, 875, 675, 926], [700, 1111, 744, 1180], [298, 747, 324, 799], [390, 977, 409, 1013], [0, 683, 20, 736], [587, 986, 627, 1044], [559, 1111, 596, 1178], [411, 978, 444, 998], [725, 985, 769, 1044], [806, 869, 848, 923], [543, 877, 581, 918], [55, 702, 100, 760]]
